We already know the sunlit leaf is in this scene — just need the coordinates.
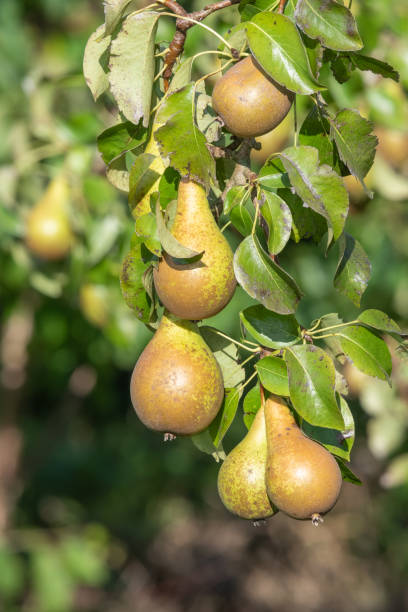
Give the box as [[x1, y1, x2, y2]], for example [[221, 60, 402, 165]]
[[247, 13, 325, 94], [109, 11, 160, 127], [277, 145, 349, 245], [256, 356, 289, 396], [358, 309, 403, 335], [260, 190, 292, 255], [285, 344, 345, 430], [233, 234, 302, 314], [295, 0, 362, 51], [83, 25, 111, 101], [155, 83, 216, 187]]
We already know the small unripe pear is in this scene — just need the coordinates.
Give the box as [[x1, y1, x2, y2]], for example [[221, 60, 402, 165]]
[[218, 405, 277, 520], [153, 181, 236, 320], [130, 314, 224, 435], [212, 56, 294, 139], [25, 174, 73, 260], [264, 395, 342, 523]]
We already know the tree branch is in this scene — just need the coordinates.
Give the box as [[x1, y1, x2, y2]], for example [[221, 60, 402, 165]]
[[158, 0, 240, 90]]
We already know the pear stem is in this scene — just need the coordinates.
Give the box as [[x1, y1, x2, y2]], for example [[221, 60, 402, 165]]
[[308, 319, 359, 336], [307, 318, 322, 333], [293, 96, 298, 147], [220, 220, 232, 233], [237, 369, 258, 392], [211, 330, 261, 353], [240, 352, 259, 367]]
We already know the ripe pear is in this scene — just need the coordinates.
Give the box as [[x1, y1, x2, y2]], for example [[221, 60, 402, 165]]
[[130, 313, 224, 435], [264, 395, 342, 523], [25, 174, 73, 260], [218, 405, 277, 520], [153, 181, 236, 320], [212, 56, 294, 139]]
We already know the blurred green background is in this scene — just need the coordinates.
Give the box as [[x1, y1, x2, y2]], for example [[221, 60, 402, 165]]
[[1, 0, 408, 610]]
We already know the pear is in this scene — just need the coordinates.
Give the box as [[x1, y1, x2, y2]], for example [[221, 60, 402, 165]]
[[264, 395, 342, 523], [130, 313, 224, 435], [153, 181, 236, 320], [218, 405, 277, 520], [25, 174, 73, 260], [212, 56, 294, 139]]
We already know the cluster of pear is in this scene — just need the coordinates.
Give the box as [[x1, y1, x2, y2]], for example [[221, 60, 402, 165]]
[[130, 180, 237, 435], [218, 395, 342, 524]]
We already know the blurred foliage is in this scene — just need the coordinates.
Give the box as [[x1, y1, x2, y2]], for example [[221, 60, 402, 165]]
[[0, 0, 407, 610]]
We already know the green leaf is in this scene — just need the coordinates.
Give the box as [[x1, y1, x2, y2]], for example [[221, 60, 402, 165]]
[[120, 238, 152, 322], [155, 200, 203, 262], [317, 313, 347, 364], [258, 158, 290, 191], [336, 458, 362, 485], [97, 121, 147, 164], [223, 185, 251, 216], [83, 25, 111, 101], [358, 309, 402, 335], [240, 305, 300, 348], [349, 54, 399, 82], [298, 106, 346, 174], [87, 215, 121, 265], [191, 429, 225, 461], [239, 0, 277, 22], [61, 536, 107, 585], [211, 387, 242, 447], [302, 395, 355, 461], [168, 57, 194, 93], [295, 0, 362, 52], [103, 0, 135, 36], [158, 167, 180, 209], [256, 356, 289, 396], [329, 109, 377, 188], [336, 325, 392, 383], [223, 23, 247, 50], [328, 51, 354, 83], [106, 155, 129, 192], [233, 234, 302, 315], [0, 548, 25, 599], [277, 145, 349, 245], [31, 546, 74, 612], [134, 213, 161, 256], [200, 327, 245, 388], [229, 199, 255, 237], [109, 11, 160, 127], [243, 383, 261, 429], [155, 83, 216, 188], [260, 190, 292, 255], [279, 188, 327, 244], [128, 153, 161, 215], [285, 345, 345, 430], [247, 12, 325, 95], [334, 233, 371, 306]]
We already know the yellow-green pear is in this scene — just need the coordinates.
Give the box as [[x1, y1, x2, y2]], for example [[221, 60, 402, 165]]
[[212, 56, 294, 139], [25, 174, 73, 260], [153, 181, 236, 320], [264, 395, 342, 523], [130, 313, 224, 435], [218, 405, 277, 520]]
